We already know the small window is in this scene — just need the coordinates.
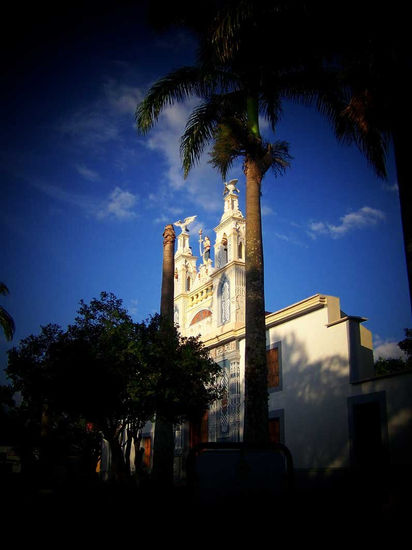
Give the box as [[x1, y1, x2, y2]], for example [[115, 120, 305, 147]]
[[267, 347, 279, 388], [269, 417, 280, 443], [238, 241, 243, 259], [186, 276, 191, 291], [142, 436, 151, 469], [269, 410, 285, 444]]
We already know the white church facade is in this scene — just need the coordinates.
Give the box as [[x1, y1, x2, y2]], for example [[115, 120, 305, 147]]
[[142, 180, 412, 482]]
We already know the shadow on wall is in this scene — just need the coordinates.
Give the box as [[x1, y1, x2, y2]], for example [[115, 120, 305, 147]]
[[269, 330, 412, 472], [263, 329, 412, 520]]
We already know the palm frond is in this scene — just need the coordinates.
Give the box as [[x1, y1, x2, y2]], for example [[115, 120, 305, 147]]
[[267, 140, 292, 177], [0, 282, 10, 296], [260, 93, 283, 133], [136, 64, 240, 135], [211, 0, 254, 62], [209, 118, 248, 179], [180, 92, 247, 178], [0, 305, 15, 341], [180, 101, 221, 178], [136, 66, 206, 134], [281, 66, 388, 179], [340, 91, 388, 178]]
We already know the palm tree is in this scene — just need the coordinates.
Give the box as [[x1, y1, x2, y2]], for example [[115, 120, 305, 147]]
[[331, 22, 412, 310], [209, 0, 411, 309], [0, 283, 15, 341], [136, 59, 291, 444], [151, 224, 176, 484]]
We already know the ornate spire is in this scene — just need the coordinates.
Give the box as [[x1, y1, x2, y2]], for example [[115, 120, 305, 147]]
[[221, 179, 242, 221]]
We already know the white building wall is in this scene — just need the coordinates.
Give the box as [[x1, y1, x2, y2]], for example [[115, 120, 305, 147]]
[[265, 307, 352, 469]]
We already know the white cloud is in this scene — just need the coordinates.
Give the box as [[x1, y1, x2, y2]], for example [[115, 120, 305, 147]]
[[32, 180, 138, 221], [272, 231, 307, 248], [59, 109, 120, 146], [153, 214, 172, 225], [75, 164, 100, 182], [261, 204, 274, 216], [143, 99, 227, 212], [382, 181, 399, 193], [98, 187, 138, 220], [129, 298, 139, 316], [146, 101, 198, 190], [32, 181, 96, 214], [103, 80, 144, 115], [309, 206, 385, 239], [373, 336, 406, 361], [58, 80, 144, 149]]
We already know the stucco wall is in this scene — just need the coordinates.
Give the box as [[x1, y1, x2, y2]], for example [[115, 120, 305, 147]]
[[265, 307, 352, 469], [349, 372, 412, 466]]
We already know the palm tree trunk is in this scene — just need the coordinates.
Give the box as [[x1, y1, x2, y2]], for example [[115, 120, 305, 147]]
[[392, 120, 412, 311], [243, 157, 269, 444], [152, 224, 176, 486]]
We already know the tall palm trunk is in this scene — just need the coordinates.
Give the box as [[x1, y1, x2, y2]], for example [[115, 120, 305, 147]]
[[392, 118, 412, 311], [152, 224, 176, 485], [243, 157, 269, 444]]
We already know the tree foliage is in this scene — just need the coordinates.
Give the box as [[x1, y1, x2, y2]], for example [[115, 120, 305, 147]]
[[6, 292, 222, 477], [375, 329, 412, 376], [0, 282, 15, 341]]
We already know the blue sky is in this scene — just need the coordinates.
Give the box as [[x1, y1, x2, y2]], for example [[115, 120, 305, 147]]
[[1, 3, 410, 382]]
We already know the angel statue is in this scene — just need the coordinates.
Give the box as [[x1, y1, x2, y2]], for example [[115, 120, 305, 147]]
[[223, 179, 239, 196], [174, 215, 197, 234]]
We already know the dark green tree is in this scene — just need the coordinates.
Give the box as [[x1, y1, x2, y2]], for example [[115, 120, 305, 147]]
[[6, 323, 99, 481], [375, 329, 412, 375], [6, 292, 222, 480]]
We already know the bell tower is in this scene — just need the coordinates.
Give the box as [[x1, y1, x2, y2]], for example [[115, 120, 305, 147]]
[[172, 179, 246, 338], [211, 179, 246, 331], [173, 216, 198, 330]]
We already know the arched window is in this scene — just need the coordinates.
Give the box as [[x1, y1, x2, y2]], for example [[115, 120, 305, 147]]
[[222, 235, 228, 264], [238, 240, 243, 259], [190, 309, 212, 325], [186, 276, 191, 291]]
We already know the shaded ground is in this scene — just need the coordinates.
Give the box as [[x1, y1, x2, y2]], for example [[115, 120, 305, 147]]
[[2, 466, 410, 540]]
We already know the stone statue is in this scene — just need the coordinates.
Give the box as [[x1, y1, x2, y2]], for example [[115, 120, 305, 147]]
[[174, 215, 197, 234], [199, 229, 211, 263], [203, 236, 211, 261], [223, 179, 239, 196]]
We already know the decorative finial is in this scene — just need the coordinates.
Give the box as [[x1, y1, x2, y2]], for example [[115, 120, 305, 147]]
[[173, 215, 197, 234]]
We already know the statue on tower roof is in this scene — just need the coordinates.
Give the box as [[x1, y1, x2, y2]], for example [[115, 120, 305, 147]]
[[174, 215, 197, 234], [223, 179, 239, 196]]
